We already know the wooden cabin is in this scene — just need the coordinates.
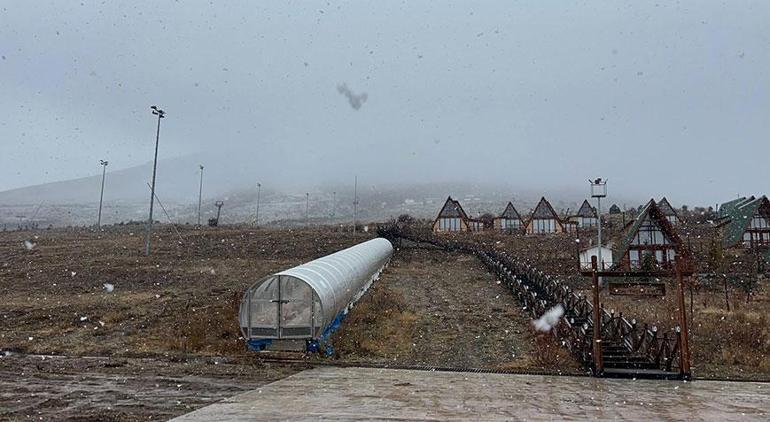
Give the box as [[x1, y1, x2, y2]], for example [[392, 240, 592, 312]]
[[493, 202, 524, 232], [525, 197, 564, 234], [657, 197, 680, 225], [718, 195, 770, 249], [432, 196, 469, 232], [613, 199, 683, 270], [580, 244, 614, 270], [574, 199, 598, 228]]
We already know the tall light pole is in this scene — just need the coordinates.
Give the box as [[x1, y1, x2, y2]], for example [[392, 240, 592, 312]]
[[331, 191, 336, 220], [97, 160, 108, 228], [255, 182, 261, 227], [144, 105, 165, 256], [589, 178, 607, 277], [353, 176, 358, 233], [197, 164, 204, 226], [305, 192, 310, 228]]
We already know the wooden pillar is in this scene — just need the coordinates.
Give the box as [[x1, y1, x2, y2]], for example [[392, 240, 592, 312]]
[[591, 255, 603, 376]]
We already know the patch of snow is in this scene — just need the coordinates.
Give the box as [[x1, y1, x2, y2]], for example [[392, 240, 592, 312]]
[[532, 305, 564, 332]]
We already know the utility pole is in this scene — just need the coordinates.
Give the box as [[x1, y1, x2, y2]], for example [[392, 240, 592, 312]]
[[97, 160, 108, 228], [332, 191, 336, 220], [305, 192, 310, 228], [197, 164, 204, 226], [144, 105, 165, 256], [353, 176, 358, 233], [590, 255, 604, 376], [590, 178, 607, 282], [255, 182, 261, 227]]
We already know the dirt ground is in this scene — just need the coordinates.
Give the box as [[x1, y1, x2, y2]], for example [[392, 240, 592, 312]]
[[331, 247, 579, 372], [1, 226, 569, 420], [0, 226, 367, 420], [2, 224, 767, 420]]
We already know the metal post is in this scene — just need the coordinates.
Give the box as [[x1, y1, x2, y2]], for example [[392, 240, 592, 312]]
[[97, 160, 108, 228], [305, 192, 310, 227], [675, 259, 692, 379], [144, 106, 165, 256], [590, 178, 607, 280], [197, 165, 204, 226], [255, 183, 261, 227], [332, 191, 336, 220], [591, 255, 604, 376], [353, 176, 358, 233], [597, 196, 602, 272]]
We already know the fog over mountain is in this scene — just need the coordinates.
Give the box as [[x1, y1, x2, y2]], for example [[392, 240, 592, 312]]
[[2, 1, 768, 216]]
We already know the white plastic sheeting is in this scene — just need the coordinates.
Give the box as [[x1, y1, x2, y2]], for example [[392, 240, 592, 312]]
[[240, 238, 393, 340]]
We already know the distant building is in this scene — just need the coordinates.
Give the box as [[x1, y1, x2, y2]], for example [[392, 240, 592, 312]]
[[493, 202, 524, 232], [657, 197, 680, 225], [609, 204, 622, 215], [613, 199, 683, 270], [574, 199, 598, 228], [717, 195, 770, 250], [562, 220, 579, 234], [432, 196, 469, 232], [525, 197, 564, 234], [580, 244, 614, 270], [467, 218, 485, 232]]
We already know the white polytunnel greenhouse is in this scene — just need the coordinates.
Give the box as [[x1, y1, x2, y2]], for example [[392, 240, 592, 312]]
[[239, 237, 393, 352]]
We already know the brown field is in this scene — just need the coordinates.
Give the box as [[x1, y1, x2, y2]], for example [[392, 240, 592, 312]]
[[1, 225, 567, 420], [0, 226, 368, 420], [331, 247, 579, 372], [1, 223, 767, 420]]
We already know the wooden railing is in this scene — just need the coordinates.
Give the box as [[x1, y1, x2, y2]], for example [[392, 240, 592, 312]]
[[380, 225, 685, 377]]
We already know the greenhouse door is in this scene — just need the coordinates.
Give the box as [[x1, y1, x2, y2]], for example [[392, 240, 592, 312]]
[[277, 276, 314, 338]]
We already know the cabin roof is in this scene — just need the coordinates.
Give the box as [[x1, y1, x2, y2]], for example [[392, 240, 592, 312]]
[[656, 197, 678, 218], [498, 202, 523, 221], [530, 197, 560, 220], [435, 196, 468, 220], [719, 195, 770, 247], [576, 200, 597, 218], [719, 196, 754, 218], [612, 199, 685, 265]]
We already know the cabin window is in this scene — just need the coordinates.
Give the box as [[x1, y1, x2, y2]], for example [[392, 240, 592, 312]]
[[438, 217, 461, 231], [501, 219, 520, 229], [750, 215, 769, 229], [532, 218, 555, 233], [631, 217, 670, 246], [745, 231, 770, 246]]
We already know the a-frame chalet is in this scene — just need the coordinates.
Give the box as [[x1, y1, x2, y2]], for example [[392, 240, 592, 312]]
[[525, 197, 564, 234]]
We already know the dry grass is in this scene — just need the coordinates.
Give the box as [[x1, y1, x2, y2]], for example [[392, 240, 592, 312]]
[[0, 226, 373, 358], [601, 282, 770, 379], [530, 333, 576, 369], [332, 285, 418, 359]]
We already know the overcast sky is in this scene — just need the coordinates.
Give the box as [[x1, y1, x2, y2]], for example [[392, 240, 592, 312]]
[[1, 1, 768, 206]]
